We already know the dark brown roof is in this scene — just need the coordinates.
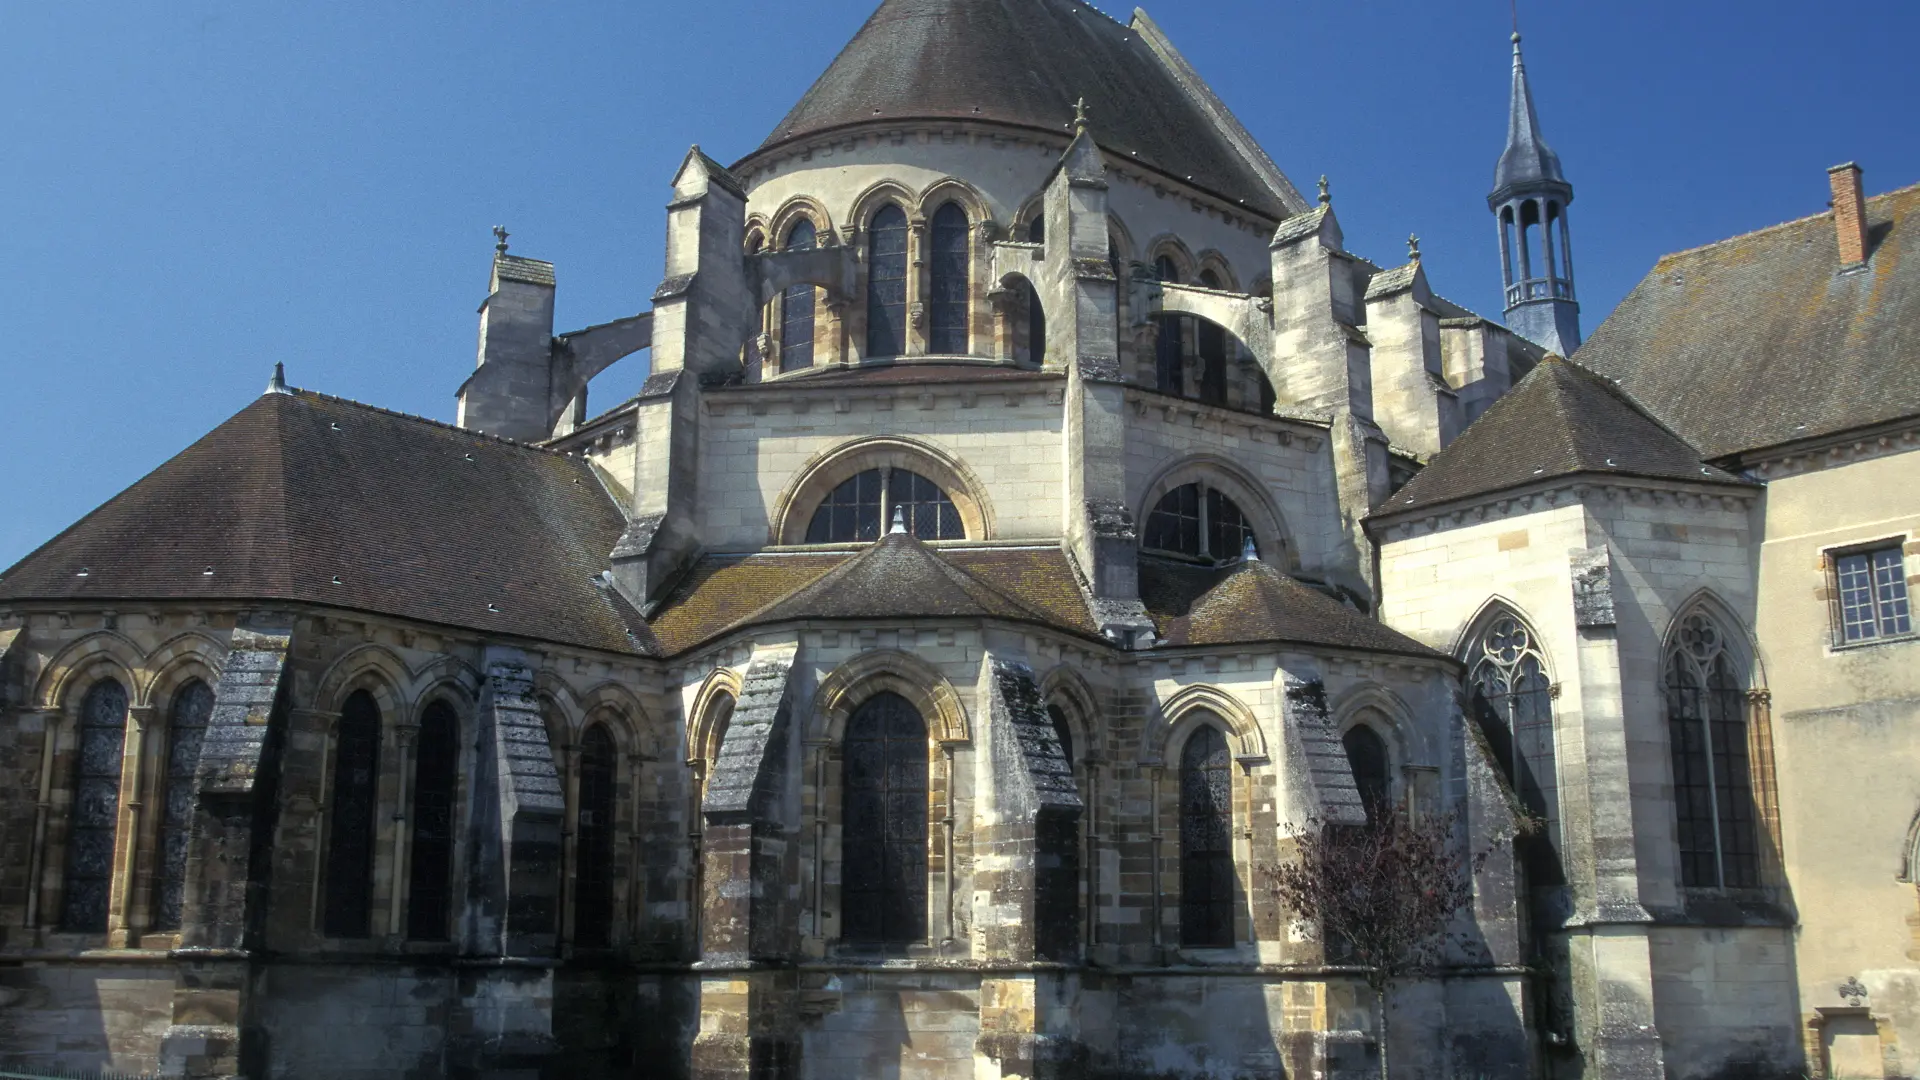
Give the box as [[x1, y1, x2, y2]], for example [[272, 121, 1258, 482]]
[[748, 0, 1294, 219], [1376, 358, 1751, 518], [1138, 556, 1441, 657], [1575, 182, 1920, 460], [0, 390, 646, 655]]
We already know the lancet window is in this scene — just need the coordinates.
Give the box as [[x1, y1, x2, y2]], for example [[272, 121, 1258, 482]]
[[1143, 483, 1257, 563], [1179, 721, 1234, 947], [928, 202, 970, 354], [1468, 614, 1559, 858], [867, 205, 909, 358], [573, 723, 618, 948], [804, 468, 963, 544], [1026, 217, 1047, 366], [1666, 613, 1760, 889], [1342, 724, 1391, 825], [780, 220, 817, 372], [152, 678, 214, 932], [323, 690, 381, 938], [841, 691, 928, 945], [61, 678, 129, 933], [406, 701, 458, 941]]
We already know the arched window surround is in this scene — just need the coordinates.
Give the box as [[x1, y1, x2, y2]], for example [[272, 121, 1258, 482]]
[[865, 203, 910, 359], [1458, 602, 1562, 875], [778, 217, 820, 373], [59, 675, 133, 934], [1136, 457, 1297, 570], [772, 437, 993, 546], [1661, 597, 1768, 891]]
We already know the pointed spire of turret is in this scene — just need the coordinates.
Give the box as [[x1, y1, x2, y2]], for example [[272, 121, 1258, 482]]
[[1488, 24, 1581, 356], [1494, 31, 1566, 196]]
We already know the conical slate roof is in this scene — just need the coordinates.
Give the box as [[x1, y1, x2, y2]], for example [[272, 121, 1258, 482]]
[[749, 0, 1298, 219], [0, 390, 645, 654], [1491, 33, 1569, 202], [1377, 358, 1753, 517]]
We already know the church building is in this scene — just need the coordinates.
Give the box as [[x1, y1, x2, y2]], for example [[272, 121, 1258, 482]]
[[0, 2, 1914, 1079]]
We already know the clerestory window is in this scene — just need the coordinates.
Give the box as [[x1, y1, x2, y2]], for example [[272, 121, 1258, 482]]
[[780, 219, 818, 372], [928, 202, 970, 354], [867, 205, 909, 358], [1143, 483, 1257, 563], [804, 468, 963, 544]]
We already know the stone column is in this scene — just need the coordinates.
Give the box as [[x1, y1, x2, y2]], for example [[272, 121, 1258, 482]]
[[907, 214, 928, 355]]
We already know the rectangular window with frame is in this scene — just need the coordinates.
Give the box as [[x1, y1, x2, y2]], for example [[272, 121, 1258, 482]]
[[1830, 540, 1914, 645]]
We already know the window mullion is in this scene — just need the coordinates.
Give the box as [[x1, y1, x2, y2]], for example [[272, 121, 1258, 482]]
[[1694, 663, 1728, 889]]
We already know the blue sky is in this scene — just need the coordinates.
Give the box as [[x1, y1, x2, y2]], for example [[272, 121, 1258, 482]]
[[3, 0, 1917, 568]]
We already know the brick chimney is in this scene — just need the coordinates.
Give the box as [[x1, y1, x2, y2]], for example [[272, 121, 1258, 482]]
[[1828, 162, 1869, 266]]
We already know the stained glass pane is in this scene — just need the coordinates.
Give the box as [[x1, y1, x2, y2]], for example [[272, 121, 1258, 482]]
[[1179, 722, 1233, 947], [61, 679, 128, 932], [867, 205, 908, 357], [406, 702, 458, 941], [1469, 615, 1560, 878], [841, 692, 927, 945], [324, 691, 382, 938], [152, 679, 214, 932], [1206, 489, 1256, 562], [780, 220, 817, 373], [889, 469, 964, 541], [574, 724, 618, 948], [1144, 484, 1202, 557], [929, 202, 970, 354], [806, 470, 885, 543]]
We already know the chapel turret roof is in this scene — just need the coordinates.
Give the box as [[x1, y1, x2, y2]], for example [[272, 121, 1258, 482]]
[[1490, 33, 1569, 203], [746, 0, 1301, 219]]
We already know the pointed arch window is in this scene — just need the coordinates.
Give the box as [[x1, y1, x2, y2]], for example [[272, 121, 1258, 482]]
[[61, 678, 129, 933], [574, 723, 618, 948], [841, 691, 928, 945], [1143, 483, 1257, 563], [1666, 613, 1760, 889], [1179, 721, 1234, 947], [324, 690, 382, 938], [1047, 703, 1074, 775], [867, 205, 909, 358], [406, 701, 458, 941], [1026, 217, 1047, 366], [929, 202, 970, 354], [152, 678, 214, 932], [1342, 724, 1391, 826], [1469, 615, 1559, 863], [780, 219, 817, 372], [804, 468, 963, 544]]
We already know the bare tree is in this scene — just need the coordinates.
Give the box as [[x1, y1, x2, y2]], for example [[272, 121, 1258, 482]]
[[1264, 805, 1484, 1080]]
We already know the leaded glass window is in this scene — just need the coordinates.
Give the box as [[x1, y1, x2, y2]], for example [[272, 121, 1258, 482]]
[[1154, 256, 1183, 394], [780, 220, 817, 373], [1179, 721, 1234, 947], [841, 692, 928, 945], [1665, 613, 1760, 889], [324, 690, 381, 938], [1469, 615, 1559, 862], [867, 205, 909, 358], [804, 468, 963, 544], [152, 678, 214, 932], [1143, 483, 1257, 562], [574, 724, 618, 948], [1342, 724, 1391, 826], [1026, 218, 1046, 367], [406, 701, 458, 941], [61, 679, 128, 933], [929, 202, 970, 354], [1835, 545, 1913, 644]]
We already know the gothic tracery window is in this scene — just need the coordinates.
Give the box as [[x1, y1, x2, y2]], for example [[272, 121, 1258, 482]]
[[1342, 724, 1391, 826], [1143, 483, 1257, 563], [928, 202, 970, 354], [867, 204, 909, 358], [780, 219, 817, 372], [61, 678, 129, 933], [1469, 615, 1559, 863], [324, 690, 381, 938], [152, 678, 214, 932], [1179, 720, 1234, 947], [804, 468, 963, 544], [841, 691, 928, 945], [406, 701, 458, 941], [574, 723, 618, 948], [1666, 612, 1761, 889]]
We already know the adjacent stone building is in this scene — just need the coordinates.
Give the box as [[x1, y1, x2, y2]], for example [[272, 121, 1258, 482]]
[[0, 2, 1914, 1079]]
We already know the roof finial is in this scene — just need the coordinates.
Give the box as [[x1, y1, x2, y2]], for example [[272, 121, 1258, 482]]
[[493, 225, 509, 254], [1510, 0, 1521, 42], [1073, 97, 1089, 135], [1317, 175, 1331, 206], [1408, 234, 1422, 262], [889, 505, 908, 535], [265, 361, 290, 396], [1242, 535, 1260, 563]]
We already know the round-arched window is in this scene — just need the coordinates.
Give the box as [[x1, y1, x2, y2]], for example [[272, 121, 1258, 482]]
[[1143, 483, 1257, 563], [805, 468, 964, 544]]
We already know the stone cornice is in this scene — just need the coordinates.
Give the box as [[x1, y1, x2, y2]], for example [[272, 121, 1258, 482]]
[[1729, 415, 1920, 480], [1372, 473, 1763, 542]]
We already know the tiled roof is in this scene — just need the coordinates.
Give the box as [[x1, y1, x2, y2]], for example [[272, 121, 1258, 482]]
[[1138, 556, 1442, 657], [1373, 358, 1752, 518], [647, 552, 849, 656], [748, 0, 1293, 219], [0, 391, 646, 655], [1575, 182, 1920, 459]]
